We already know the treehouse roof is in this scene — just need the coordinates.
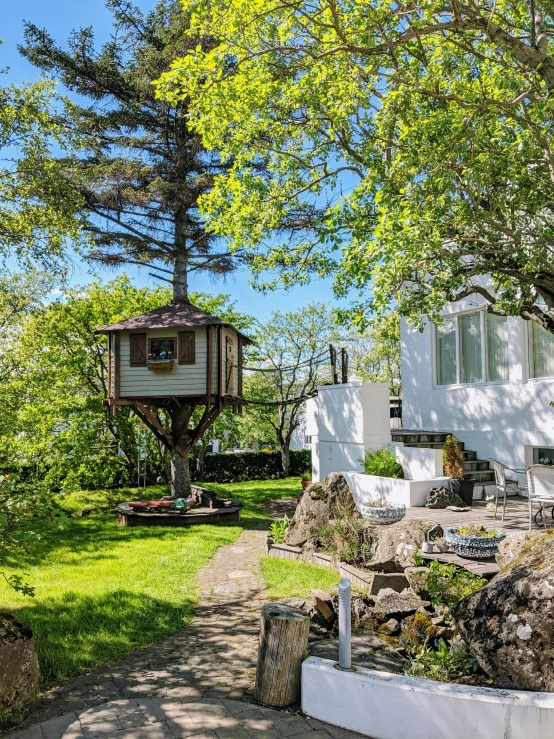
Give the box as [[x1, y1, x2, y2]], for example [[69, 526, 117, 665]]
[[96, 299, 253, 343]]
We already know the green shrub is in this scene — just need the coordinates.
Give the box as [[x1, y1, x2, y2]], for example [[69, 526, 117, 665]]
[[268, 515, 290, 543], [319, 516, 373, 564], [192, 449, 311, 483], [416, 560, 486, 608], [443, 435, 464, 479], [361, 447, 404, 478], [405, 638, 479, 682]]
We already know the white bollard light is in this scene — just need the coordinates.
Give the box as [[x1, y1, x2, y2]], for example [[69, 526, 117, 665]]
[[337, 577, 354, 671]]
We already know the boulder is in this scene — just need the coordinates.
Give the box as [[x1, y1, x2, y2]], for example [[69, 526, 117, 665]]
[[452, 530, 554, 691], [368, 572, 410, 596], [426, 486, 465, 509], [284, 482, 331, 546], [0, 614, 39, 712], [326, 472, 359, 519], [495, 531, 543, 569], [367, 519, 442, 569], [372, 589, 430, 620], [378, 618, 400, 636]]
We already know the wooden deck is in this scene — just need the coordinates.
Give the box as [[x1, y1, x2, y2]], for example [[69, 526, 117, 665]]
[[407, 496, 552, 577]]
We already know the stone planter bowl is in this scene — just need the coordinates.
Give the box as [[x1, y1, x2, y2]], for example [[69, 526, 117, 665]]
[[444, 526, 506, 559], [359, 504, 406, 525]]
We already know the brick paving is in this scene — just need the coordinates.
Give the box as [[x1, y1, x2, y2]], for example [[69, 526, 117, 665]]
[[4, 502, 361, 738]]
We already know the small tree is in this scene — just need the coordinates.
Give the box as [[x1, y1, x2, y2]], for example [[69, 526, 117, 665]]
[[443, 436, 464, 480], [240, 304, 334, 476]]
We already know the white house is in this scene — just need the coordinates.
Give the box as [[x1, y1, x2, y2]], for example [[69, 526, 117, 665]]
[[400, 292, 554, 481]]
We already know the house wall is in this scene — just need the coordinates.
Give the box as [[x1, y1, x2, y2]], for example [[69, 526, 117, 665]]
[[401, 294, 554, 479], [309, 382, 392, 481], [119, 327, 209, 397]]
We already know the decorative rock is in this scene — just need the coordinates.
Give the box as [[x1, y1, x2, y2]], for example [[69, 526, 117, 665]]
[[426, 486, 466, 509], [452, 530, 554, 691], [311, 589, 335, 627], [404, 566, 431, 599], [368, 572, 410, 597], [0, 613, 39, 712], [368, 519, 442, 569], [378, 618, 400, 636], [495, 531, 543, 569], [372, 590, 430, 620], [284, 473, 357, 547]]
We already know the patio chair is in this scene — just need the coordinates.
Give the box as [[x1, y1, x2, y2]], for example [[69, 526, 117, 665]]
[[526, 465, 554, 531], [489, 459, 526, 522]]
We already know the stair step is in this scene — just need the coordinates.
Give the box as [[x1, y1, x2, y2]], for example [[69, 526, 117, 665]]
[[461, 450, 477, 461], [392, 432, 450, 444], [464, 470, 496, 483], [404, 441, 465, 451], [463, 460, 491, 472]]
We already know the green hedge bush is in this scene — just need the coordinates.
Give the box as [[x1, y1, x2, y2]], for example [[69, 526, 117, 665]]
[[192, 449, 311, 483]]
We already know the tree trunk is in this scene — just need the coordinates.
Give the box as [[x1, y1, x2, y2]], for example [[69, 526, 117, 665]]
[[254, 601, 310, 707], [170, 448, 191, 498], [168, 404, 192, 498], [280, 444, 290, 478], [173, 212, 189, 301]]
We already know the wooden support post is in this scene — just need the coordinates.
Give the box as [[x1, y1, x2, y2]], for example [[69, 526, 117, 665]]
[[254, 602, 310, 708], [341, 347, 349, 384]]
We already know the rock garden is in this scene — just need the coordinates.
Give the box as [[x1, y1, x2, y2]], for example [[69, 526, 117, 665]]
[[267, 473, 554, 692]]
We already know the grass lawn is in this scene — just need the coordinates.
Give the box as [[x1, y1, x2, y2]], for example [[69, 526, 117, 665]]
[[261, 558, 341, 600], [1, 477, 300, 690]]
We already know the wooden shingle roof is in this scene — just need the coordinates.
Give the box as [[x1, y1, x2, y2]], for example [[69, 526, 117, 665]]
[[95, 299, 253, 343]]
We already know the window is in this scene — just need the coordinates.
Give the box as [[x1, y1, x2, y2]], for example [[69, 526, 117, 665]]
[[147, 337, 175, 361], [529, 322, 554, 378], [435, 310, 509, 385], [533, 447, 554, 466]]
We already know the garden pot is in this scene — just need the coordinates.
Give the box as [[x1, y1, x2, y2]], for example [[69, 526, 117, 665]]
[[359, 504, 406, 525], [301, 480, 312, 490], [449, 478, 474, 507], [444, 526, 506, 560]]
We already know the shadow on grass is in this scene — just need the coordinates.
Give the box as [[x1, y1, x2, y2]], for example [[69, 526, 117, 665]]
[[10, 588, 195, 689]]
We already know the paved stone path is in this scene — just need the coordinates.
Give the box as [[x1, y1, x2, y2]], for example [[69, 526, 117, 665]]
[[5, 509, 361, 738]]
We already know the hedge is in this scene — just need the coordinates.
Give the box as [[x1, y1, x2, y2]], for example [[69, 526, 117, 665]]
[[192, 449, 311, 483]]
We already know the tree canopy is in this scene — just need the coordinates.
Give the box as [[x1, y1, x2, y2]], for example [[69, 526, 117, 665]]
[[156, 0, 554, 332], [20, 0, 243, 301]]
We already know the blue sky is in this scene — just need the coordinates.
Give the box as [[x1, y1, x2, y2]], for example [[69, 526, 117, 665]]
[[2, 0, 344, 321]]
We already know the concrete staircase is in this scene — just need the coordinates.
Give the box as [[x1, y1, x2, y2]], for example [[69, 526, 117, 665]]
[[391, 431, 496, 484]]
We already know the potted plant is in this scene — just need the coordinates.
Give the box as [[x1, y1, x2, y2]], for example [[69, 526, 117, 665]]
[[444, 524, 506, 559], [359, 493, 406, 525], [443, 435, 474, 506], [301, 472, 312, 490]]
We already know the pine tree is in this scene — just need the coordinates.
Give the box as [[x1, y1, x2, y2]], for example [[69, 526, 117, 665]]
[[20, 0, 241, 496]]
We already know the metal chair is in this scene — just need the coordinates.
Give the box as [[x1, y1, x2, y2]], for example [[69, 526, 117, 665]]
[[526, 464, 554, 531], [489, 459, 525, 522]]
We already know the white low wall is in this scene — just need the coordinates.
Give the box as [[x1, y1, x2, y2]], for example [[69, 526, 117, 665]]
[[393, 444, 444, 480], [342, 471, 451, 508], [302, 657, 554, 739]]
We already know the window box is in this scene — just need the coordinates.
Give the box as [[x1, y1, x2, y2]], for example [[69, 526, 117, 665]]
[[147, 359, 174, 372]]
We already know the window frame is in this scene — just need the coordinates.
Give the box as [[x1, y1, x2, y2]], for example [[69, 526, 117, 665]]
[[527, 320, 554, 381], [147, 336, 176, 361], [433, 308, 510, 388]]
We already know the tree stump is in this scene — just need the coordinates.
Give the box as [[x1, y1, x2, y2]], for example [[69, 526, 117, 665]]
[[254, 601, 310, 707]]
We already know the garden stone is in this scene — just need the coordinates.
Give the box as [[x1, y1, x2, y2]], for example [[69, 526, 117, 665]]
[[372, 590, 429, 620], [495, 531, 543, 569], [426, 486, 465, 509], [404, 566, 431, 599], [367, 519, 442, 569], [284, 482, 330, 546], [369, 572, 410, 596], [377, 618, 400, 636], [0, 613, 39, 713], [452, 530, 554, 691], [311, 590, 335, 626], [284, 473, 357, 547]]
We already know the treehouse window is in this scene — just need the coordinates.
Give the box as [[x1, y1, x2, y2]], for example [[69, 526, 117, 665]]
[[147, 337, 175, 362]]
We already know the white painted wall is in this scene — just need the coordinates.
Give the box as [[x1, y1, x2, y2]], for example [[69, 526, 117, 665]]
[[302, 657, 554, 739], [401, 294, 554, 481], [342, 471, 451, 508], [310, 382, 391, 481]]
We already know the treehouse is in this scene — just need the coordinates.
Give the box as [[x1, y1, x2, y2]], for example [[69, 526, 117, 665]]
[[96, 300, 252, 469], [97, 300, 252, 408]]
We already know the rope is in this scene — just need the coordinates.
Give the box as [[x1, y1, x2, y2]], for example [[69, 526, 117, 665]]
[[241, 348, 329, 373], [242, 392, 318, 407]]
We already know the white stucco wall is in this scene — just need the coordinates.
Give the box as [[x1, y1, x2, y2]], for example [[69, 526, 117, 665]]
[[401, 294, 554, 478], [310, 382, 391, 481]]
